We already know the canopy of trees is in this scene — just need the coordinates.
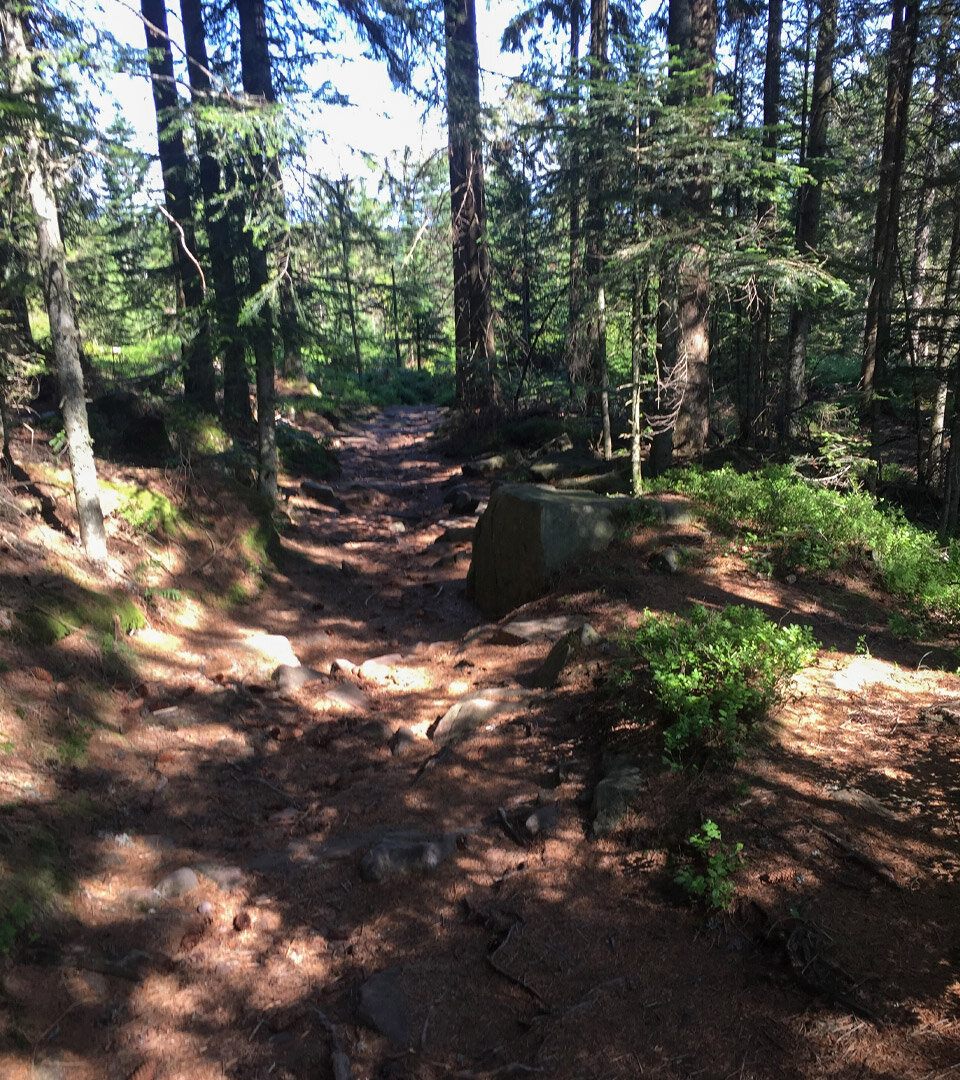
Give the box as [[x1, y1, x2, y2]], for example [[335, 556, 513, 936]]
[[2, 0, 960, 554]]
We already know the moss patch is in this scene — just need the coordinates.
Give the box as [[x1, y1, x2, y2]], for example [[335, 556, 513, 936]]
[[16, 582, 146, 646]]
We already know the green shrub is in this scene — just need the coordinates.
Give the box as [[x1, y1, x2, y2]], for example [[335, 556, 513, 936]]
[[114, 486, 181, 536], [650, 465, 960, 621], [674, 820, 745, 910], [628, 604, 819, 765], [17, 584, 146, 645]]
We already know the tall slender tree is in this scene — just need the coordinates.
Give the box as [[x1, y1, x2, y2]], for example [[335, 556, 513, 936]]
[[236, 0, 281, 501], [861, 0, 919, 434], [443, 0, 498, 410], [780, 0, 837, 442], [141, 0, 216, 411], [179, 0, 253, 428], [0, 5, 107, 565], [649, 0, 717, 474]]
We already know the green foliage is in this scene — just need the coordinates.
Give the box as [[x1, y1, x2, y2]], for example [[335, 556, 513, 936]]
[[275, 422, 340, 479], [0, 898, 34, 956], [628, 604, 819, 765], [651, 466, 960, 622], [16, 584, 146, 646], [674, 820, 745, 911]]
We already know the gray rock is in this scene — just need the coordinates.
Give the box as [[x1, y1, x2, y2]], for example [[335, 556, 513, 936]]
[[359, 719, 394, 743], [156, 866, 200, 898], [359, 831, 460, 882], [300, 480, 348, 512], [439, 523, 477, 543], [462, 454, 509, 477], [357, 967, 410, 1044], [498, 615, 586, 643], [466, 483, 641, 617], [389, 726, 417, 756], [196, 862, 245, 889], [430, 687, 532, 744], [324, 682, 370, 713], [358, 654, 402, 681], [446, 488, 480, 515], [648, 547, 679, 573], [273, 664, 325, 693], [592, 759, 646, 837], [528, 623, 601, 689]]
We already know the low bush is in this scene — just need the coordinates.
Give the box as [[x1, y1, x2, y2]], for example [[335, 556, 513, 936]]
[[627, 604, 819, 766], [674, 820, 745, 911], [650, 465, 960, 622]]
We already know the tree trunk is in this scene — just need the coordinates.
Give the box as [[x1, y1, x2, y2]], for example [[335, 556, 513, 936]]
[[740, 0, 781, 445], [585, 0, 611, 459], [443, 0, 498, 410], [650, 0, 716, 473], [861, 0, 919, 434], [0, 9, 107, 564], [781, 0, 837, 441], [566, 0, 585, 391], [179, 0, 252, 429], [334, 179, 362, 376], [236, 0, 280, 501], [933, 195, 960, 521], [141, 0, 216, 412]]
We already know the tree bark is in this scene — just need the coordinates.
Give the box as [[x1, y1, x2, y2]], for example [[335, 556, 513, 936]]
[[141, 0, 216, 412], [585, 0, 611, 459], [861, 0, 919, 433], [566, 0, 585, 393], [650, 0, 716, 474], [180, 0, 253, 429], [443, 0, 498, 410], [781, 0, 837, 441], [0, 8, 107, 565], [236, 0, 280, 501]]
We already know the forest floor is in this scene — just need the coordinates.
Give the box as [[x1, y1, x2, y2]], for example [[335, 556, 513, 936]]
[[1, 402, 960, 1080]]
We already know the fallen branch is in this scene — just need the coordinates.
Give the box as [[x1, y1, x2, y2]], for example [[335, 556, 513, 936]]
[[816, 825, 901, 889]]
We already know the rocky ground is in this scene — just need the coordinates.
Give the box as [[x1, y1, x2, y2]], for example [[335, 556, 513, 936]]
[[1, 404, 960, 1080]]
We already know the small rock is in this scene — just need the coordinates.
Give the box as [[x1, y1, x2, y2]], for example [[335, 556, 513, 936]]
[[357, 967, 410, 1044], [156, 866, 200, 899], [430, 687, 532, 744], [273, 664, 325, 693], [324, 682, 370, 713], [330, 658, 359, 677], [197, 901, 213, 916], [359, 719, 393, 743], [359, 831, 460, 882], [359, 654, 402, 681], [389, 726, 417, 756], [648, 547, 679, 573], [592, 757, 646, 837]]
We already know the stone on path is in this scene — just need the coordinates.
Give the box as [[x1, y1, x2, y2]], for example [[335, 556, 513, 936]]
[[300, 480, 348, 513], [389, 725, 417, 756], [494, 614, 590, 644], [323, 682, 370, 713], [273, 664, 325, 693], [357, 968, 410, 1044], [466, 483, 641, 618], [592, 755, 646, 837], [359, 831, 461, 882], [358, 655, 403, 682], [430, 687, 532, 744], [528, 623, 602, 689], [237, 633, 300, 673], [156, 866, 200, 899]]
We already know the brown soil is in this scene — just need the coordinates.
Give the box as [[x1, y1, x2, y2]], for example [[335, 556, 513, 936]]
[[1, 404, 960, 1080]]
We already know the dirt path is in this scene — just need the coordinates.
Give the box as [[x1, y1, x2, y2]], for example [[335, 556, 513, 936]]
[[3, 405, 960, 1080]]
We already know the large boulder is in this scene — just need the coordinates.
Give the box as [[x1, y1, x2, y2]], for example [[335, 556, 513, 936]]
[[466, 483, 640, 617]]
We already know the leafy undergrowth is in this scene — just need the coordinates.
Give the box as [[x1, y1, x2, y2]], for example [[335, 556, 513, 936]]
[[651, 464, 960, 626], [624, 603, 819, 766]]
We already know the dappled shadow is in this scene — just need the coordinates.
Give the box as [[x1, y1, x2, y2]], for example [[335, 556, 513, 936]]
[[1, 407, 959, 1080]]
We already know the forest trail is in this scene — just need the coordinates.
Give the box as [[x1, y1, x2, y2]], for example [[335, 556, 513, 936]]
[[3, 405, 960, 1080]]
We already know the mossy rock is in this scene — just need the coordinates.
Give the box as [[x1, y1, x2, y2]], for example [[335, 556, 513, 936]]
[[166, 404, 233, 456], [276, 422, 341, 479], [102, 482, 182, 536], [16, 583, 146, 646]]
